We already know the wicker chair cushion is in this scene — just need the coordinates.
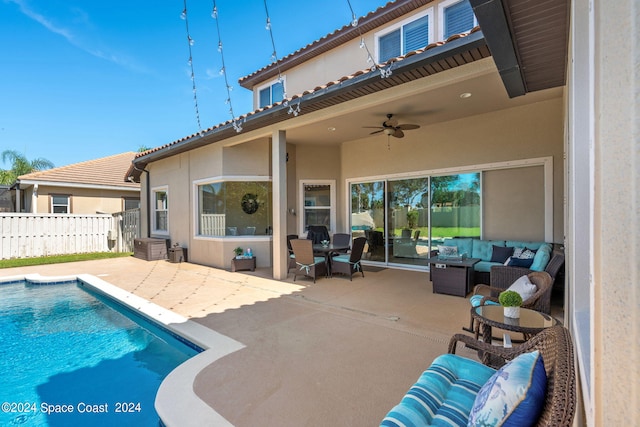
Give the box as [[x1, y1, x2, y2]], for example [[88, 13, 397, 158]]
[[468, 351, 547, 427], [381, 354, 495, 427], [470, 295, 500, 307], [507, 275, 537, 300]]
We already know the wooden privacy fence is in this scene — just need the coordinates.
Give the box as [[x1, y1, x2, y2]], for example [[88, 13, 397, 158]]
[[0, 210, 140, 259]]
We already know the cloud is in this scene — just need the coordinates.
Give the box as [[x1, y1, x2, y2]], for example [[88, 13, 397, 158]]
[[6, 0, 148, 73]]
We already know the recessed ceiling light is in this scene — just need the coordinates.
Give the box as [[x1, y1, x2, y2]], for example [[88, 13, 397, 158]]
[[459, 92, 472, 99], [327, 127, 336, 131]]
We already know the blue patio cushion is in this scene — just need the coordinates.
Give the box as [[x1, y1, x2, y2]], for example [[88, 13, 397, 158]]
[[474, 261, 502, 273], [381, 354, 495, 427], [530, 243, 552, 271], [332, 254, 351, 263], [472, 240, 505, 262], [470, 294, 500, 307], [444, 238, 473, 259], [312, 256, 325, 265]]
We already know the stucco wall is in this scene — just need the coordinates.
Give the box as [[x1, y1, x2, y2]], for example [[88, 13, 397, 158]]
[[341, 96, 565, 243], [34, 185, 139, 214]]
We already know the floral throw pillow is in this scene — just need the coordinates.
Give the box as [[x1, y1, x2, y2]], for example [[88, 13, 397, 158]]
[[468, 351, 547, 427]]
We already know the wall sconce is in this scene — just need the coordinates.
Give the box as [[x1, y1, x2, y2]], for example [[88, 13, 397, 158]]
[[288, 208, 296, 216]]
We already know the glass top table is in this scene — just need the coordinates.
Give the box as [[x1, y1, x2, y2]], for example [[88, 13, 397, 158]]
[[472, 305, 557, 341]]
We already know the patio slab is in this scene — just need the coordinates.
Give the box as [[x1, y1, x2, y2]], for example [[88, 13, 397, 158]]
[[0, 257, 496, 425]]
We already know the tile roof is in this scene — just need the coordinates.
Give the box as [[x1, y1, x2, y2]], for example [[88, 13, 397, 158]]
[[19, 152, 139, 189], [239, 0, 433, 89], [128, 27, 488, 181]]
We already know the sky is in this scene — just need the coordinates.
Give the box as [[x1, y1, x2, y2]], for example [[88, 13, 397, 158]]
[[0, 0, 391, 170]]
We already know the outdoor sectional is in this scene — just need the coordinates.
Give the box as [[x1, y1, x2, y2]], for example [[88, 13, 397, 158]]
[[441, 238, 564, 289]]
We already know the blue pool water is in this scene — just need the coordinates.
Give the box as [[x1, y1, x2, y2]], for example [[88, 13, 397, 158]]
[[0, 279, 200, 426]]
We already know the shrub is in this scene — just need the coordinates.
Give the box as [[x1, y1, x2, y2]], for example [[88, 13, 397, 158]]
[[499, 290, 523, 307]]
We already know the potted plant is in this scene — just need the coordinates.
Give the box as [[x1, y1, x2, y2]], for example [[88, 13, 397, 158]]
[[499, 290, 523, 318], [233, 247, 244, 259], [406, 210, 419, 230]]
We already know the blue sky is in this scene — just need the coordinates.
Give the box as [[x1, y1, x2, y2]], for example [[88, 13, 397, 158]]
[[0, 0, 390, 169]]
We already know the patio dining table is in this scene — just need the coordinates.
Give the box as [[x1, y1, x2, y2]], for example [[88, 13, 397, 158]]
[[312, 243, 350, 274]]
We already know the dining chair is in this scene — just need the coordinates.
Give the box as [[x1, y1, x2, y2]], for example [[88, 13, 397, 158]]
[[331, 233, 351, 253], [286, 234, 298, 273], [290, 239, 328, 283], [331, 237, 366, 281]]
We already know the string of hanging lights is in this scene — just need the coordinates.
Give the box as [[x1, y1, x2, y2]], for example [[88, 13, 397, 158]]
[[346, 0, 393, 78], [211, 1, 243, 132], [180, 0, 204, 135], [262, 0, 301, 116]]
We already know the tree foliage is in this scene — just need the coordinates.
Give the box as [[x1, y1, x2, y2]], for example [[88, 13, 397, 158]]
[[0, 150, 55, 185]]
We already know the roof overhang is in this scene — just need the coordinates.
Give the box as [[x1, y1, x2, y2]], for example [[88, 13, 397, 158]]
[[14, 179, 140, 193], [469, 0, 570, 97], [128, 30, 490, 182]]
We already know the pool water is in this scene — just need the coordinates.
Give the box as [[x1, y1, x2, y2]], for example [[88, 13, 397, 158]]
[[0, 280, 200, 426]]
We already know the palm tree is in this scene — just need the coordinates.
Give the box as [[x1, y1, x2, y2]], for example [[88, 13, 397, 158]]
[[0, 150, 54, 185]]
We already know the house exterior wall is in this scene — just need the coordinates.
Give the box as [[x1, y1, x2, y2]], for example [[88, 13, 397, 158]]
[[341, 96, 565, 243], [33, 185, 139, 214], [250, 0, 456, 107]]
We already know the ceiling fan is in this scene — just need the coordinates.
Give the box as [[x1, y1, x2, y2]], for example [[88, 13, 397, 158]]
[[364, 114, 420, 139]]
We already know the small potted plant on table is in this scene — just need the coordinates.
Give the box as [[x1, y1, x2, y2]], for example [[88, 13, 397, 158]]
[[499, 290, 523, 319], [233, 247, 244, 259]]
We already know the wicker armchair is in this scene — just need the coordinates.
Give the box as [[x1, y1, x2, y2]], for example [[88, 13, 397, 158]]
[[448, 325, 576, 427], [490, 250, 565, 309], [464, 271, 553, 337]]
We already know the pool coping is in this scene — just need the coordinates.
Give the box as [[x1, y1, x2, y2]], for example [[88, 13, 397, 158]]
[[1, 273, 245, 427]]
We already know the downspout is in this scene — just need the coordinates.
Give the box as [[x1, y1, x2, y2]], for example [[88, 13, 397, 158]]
[[133, 165, 151, 238]]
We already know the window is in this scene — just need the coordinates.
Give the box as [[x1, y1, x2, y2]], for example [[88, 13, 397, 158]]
[[301, 181, 335, 233], [51, 195, 70, 213], [257, 78, 285, 108], [152, 187, 168, 234], [377, 10, 433, 63], [124, 198, 140, 211], [196, 179, 272, 237], [439, 0, 476, 39]]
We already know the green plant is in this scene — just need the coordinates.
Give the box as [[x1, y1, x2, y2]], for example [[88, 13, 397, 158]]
[[233, 247, 244, 256], [406, 210, 419, 229], [499, 290, 523, 307]]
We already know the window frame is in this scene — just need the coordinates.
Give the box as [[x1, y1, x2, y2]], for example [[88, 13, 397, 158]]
[[437, 0, 477, 41], [151, 186, 169, 235], [50, 194, 70, 214], [375, 8, 434, 63], [193, 175, 273, 240], [256, 77, 286, 109], [299, 180, 336, 235]]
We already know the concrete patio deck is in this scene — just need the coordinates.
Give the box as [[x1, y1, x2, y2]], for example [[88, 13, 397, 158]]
[[1, 256, 560, 426]]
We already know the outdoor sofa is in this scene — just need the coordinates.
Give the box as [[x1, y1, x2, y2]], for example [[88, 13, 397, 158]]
[[381, 325, 576, 427], [439, 238, 564, 287]]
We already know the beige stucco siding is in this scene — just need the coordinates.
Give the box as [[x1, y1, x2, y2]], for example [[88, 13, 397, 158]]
[[341, 96, 565, 242], [35, 186, 138, 214]]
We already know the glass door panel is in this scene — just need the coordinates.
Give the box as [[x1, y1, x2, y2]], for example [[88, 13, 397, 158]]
[[350, 181, 386, 262], [387, 178, 430, 266], [430, 173, 481, 254]]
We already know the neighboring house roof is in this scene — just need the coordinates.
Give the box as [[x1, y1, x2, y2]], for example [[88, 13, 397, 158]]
[[18, 152, 140, 191]]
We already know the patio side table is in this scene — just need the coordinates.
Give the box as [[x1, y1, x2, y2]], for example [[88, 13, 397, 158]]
[[231, 256, 256, 272]]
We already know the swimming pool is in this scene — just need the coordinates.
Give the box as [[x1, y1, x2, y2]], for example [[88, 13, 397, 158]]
[[0, 277, 201, 427]]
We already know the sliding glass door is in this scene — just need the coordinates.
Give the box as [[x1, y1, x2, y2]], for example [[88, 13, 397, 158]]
[[349, 172, 480, 268]]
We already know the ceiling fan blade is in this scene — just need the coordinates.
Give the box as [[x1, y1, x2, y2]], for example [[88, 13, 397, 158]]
[[393, 129, 405, 138], [363, 126, 384, 129], [397, 124, 420, 130], [369, 129, 384, 135]]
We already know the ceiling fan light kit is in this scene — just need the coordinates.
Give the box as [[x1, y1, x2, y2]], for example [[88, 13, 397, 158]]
[[364, 113, 420, 139]]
